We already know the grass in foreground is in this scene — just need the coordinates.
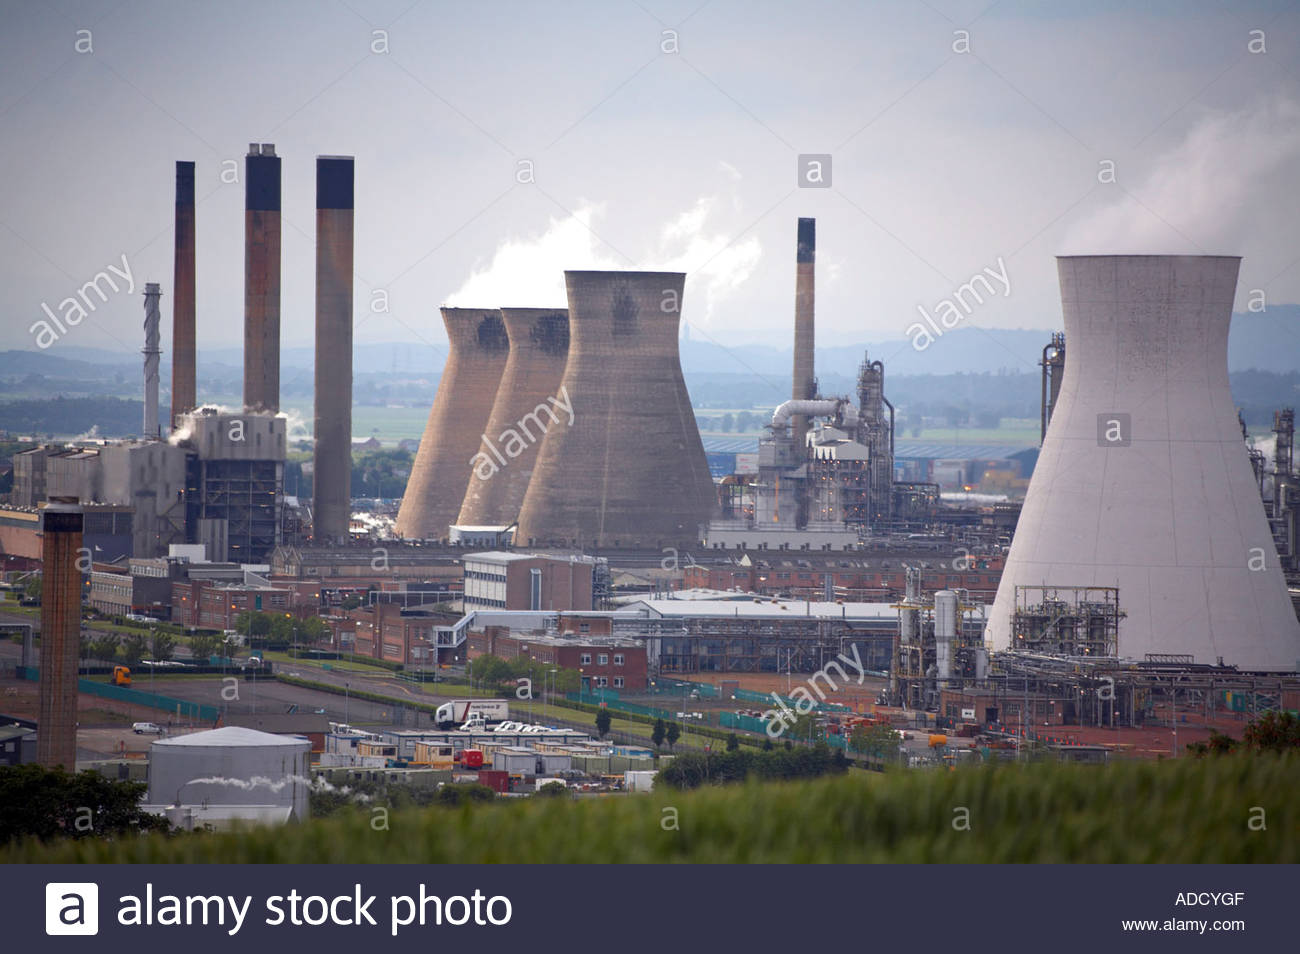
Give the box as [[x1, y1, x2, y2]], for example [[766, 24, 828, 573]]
[[3, 755, 1294, 864]]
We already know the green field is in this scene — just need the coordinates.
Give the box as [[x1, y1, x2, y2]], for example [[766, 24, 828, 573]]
[[4, 755, 1294, 863]]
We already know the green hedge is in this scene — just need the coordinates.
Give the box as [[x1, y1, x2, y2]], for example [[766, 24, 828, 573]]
[[3, 755, 1295, 863], [553, 698, 763, 747]]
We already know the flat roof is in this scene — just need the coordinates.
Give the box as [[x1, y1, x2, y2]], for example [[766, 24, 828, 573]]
[[630, 598, 903, 620]]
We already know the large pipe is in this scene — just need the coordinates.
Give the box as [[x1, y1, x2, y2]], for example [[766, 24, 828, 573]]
[[243, 143, 281, 413], [791, 217, 816, 448], [142, 282, 162, 437], [171, 160, 196, 427], [771, 398, 847, 429], [313, 156, 354, 543], [37, 500, 82, 770]]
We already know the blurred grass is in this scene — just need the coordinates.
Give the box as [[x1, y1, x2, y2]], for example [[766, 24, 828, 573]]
[[4, 755, 1294, 863]]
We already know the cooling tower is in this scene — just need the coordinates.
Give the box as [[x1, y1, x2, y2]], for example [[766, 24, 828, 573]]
[[171, 160, 196, 427], [791, 218, 816, 448], [313, 156, 354, 544], [395, 308, 509, 540], [988, 255, 1300, 671], [243, 143, 281, 413], [515, 271, 715, 547], [456, 307, 570, 528]]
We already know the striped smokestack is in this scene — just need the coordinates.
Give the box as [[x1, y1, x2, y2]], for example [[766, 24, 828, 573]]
[[791, 217, 816, 448], [170, 161, 196, 426], [243, 143, 281, 412], [313, 156, 354, 543]]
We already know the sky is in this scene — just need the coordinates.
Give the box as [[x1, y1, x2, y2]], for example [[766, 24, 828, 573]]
[[2, 0, 1298, 378]]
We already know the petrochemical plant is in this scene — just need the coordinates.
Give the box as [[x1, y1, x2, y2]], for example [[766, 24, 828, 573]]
[[4, 145, 1299, 808]]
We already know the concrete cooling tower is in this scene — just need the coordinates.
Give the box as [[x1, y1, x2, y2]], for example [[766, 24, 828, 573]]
[[988, 255, 1300, 671], [515, 271, 715, 547], [395, 307, 510, 541], [456, 307, 570, 528]]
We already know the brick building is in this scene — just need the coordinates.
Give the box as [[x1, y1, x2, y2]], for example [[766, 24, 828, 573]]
[[462, 551, 601, 611], [468, 627, 648, 690]]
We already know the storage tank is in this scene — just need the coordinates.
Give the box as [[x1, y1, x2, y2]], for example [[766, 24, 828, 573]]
[[988, 256, 1300, 670], [456, 307, 570, 527], [396, 308, 510, 540], [147, 726, 311, 820], [515, 271, 715, 547], [934, 589, 958, 683]]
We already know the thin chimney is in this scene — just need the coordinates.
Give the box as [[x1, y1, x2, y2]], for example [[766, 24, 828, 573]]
[[171, 160, 196, 426], [791, 217, 816, 448], [243, 143, 281, 412]]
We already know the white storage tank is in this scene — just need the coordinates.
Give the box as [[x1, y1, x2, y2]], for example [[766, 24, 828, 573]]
[[148, 726, 312, 820], [934, 590, 958, 683]]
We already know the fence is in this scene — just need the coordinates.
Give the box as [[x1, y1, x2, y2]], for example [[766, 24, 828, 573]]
[[17, 666, 219, 721], [565, 692, 679, 722]]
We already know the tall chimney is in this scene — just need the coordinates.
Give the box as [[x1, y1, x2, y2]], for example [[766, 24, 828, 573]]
[[313, 156, 354, 543], [171, 160, 196, 426], [36, 500, 83, 770], [142, 283, 162, 437], [244, 143, 281, 413], [791, 217, 816, 449]]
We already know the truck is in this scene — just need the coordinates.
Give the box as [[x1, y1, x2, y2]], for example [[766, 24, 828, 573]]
[[111, 665, 131, 687], [435, 699, 509, 729]]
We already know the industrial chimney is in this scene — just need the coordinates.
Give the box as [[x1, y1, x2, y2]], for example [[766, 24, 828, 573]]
[[36, 500, 83, 770], [790, 217, 816, 449], [515, 271, 715, 547], [243, 143, 281, 413], [988, 255, 1300, 671], [142, 282, 162, 438], [395, 308, 510, 541], [171, 160, 196, 427], [313, 156, 354, 543], [456, 308, 570, 528]]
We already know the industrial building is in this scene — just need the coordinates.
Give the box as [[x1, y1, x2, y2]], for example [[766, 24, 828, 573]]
[[988, 256, 1300, 672], [461, 550, 603, 612], [706, 220, 937, 550], [515, 270, 716, 548]]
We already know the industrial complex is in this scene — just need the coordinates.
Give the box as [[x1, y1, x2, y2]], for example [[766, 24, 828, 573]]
[[2, 146, 1298, 831]]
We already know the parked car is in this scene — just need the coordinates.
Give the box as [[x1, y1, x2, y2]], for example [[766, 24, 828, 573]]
[[131, 722, 163, 735]]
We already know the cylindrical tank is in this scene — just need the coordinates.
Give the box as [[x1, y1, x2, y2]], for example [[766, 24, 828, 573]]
[[515, 271, 715, 547], [988, 256, 1300, 670], [396, 308, 510, 540], [456, 308, 569, 527], [934, 589, 958, 683], [148, 726, 311, 820]]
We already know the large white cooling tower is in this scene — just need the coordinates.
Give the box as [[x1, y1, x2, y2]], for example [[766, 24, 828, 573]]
[[988, 255, 1300, 671]]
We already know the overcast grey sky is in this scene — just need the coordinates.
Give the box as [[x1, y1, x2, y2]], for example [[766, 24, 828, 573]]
[[2, 0, 1298, 376]]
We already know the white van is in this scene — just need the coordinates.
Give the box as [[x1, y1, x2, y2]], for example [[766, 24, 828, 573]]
[[132, 722, 163, 735]]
